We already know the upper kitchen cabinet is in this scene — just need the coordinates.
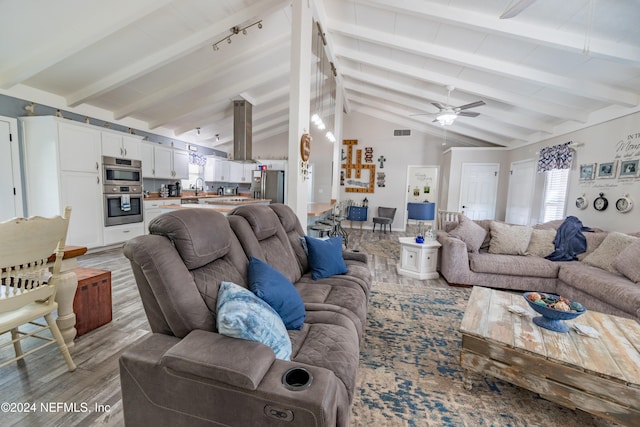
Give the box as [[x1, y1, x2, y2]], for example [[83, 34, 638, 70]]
[[20, 116, 104, 248], [141, 142, 189, 179], [205, 157, 230, 182], [101, 131, 142, 160]]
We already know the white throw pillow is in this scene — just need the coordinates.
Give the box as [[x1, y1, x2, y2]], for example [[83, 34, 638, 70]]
[[488, 221, 533, 256], [526, 228, 556, 258], [582, 232, 638, 274]]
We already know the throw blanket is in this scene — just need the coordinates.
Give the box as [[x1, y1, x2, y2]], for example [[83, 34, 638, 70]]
[[546, 216, 590, 261]]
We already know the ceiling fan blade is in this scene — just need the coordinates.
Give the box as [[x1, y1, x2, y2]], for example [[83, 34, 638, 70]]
[[409, 113, 431, 117], [458, 111, 480, 118], [431, 102, 445, 110], [456, 100, 486, 111], [500, 0, 536, 19]]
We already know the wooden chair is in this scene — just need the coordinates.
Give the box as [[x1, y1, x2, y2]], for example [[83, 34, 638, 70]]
[[0, 207, 76, 371], [437, 210, 463, 230]]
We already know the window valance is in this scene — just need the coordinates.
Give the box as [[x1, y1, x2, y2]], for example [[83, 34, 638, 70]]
[[189, 152, 207, 167], [537, 141, 573, 173]]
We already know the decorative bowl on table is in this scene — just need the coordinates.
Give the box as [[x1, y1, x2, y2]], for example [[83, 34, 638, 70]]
[[523, 292, 586, 333]]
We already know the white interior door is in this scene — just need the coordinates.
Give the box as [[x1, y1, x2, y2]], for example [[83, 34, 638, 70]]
[[505, 159, 536, 225], [0, 117, 22, 221], [459, 163, 499, 220]]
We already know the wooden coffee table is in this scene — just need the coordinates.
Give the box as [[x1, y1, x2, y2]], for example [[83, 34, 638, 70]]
[[459, 286, 640, 426]]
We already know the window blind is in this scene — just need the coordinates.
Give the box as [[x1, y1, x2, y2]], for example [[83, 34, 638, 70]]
[[541, 168, 569, 222]]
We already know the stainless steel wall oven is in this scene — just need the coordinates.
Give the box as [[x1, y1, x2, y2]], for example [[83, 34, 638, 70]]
[[102, 156, 144, 226], [103, 156, 142, 186]]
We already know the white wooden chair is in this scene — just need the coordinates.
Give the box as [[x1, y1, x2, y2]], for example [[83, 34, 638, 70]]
[[0, 207, 76, 371], [437, 210, 463, 230]]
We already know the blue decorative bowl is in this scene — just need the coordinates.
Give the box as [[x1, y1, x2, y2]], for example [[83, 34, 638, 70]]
[[523, 292, 586, 333]]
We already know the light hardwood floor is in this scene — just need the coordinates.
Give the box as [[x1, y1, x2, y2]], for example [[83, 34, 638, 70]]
[[0, 226, 448, 426]]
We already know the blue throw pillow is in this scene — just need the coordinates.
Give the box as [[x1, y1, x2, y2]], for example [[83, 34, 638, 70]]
[[247, 257, 305, 330], [299, 235, 329, 256], [304, 236, 348, 280], [216, 281, 292, 360]]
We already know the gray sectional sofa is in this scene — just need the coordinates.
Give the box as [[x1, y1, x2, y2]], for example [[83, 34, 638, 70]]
[[437, 217, 640, 321], [120, 204, 371, 427]]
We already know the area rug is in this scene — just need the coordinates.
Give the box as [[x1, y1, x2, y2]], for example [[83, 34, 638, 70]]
[[351, 282, 617, 427], [358, 239, 401, 260]]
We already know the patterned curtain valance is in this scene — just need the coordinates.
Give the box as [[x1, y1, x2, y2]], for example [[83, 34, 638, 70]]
[[189, 152, 207, 167], [537, 141, 573, 173]]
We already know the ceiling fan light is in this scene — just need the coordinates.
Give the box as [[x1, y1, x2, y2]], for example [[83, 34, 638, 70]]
[[437, 113, 457, 126], [311, 113, 320, 124]]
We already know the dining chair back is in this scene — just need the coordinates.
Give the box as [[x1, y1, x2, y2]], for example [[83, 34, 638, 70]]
[[0, 206, 76, 371]]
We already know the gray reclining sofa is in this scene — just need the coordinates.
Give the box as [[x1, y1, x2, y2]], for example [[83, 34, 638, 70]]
[[120, 203, 371, 426]]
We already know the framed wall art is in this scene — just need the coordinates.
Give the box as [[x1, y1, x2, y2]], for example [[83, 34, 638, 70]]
[[579, 163, 596, 180], [619, 159, 639, 178], [597, 161, 617, 179]]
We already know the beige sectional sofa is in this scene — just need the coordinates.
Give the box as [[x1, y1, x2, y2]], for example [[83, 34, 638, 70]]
[[437, 216, 640, 321]]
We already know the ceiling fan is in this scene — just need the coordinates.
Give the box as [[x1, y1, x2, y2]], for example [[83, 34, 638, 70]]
[[500, 0, 537, 19], [413, 85, 486, 126]]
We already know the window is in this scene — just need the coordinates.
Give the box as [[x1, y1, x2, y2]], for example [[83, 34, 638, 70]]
[[541, 168, 569, 222]]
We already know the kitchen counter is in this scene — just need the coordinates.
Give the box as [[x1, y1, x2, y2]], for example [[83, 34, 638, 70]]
[[144, 193, 224, 201], [307, 202, 335, 216], [159, 204, 234, 214], [201, 198, 271, 206]]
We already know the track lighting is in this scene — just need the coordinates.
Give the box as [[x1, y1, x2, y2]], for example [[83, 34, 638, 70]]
[[216, 134, 220, 142], [212, 20, 263, 51], [196, 127, 201, 135]]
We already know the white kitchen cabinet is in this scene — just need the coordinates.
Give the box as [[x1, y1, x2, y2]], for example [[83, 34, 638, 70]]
[[228, 161, 244, 182], [21, 116, 104, 248], [103, 222, 144, 245], [215, 158, 230, 181], [244, 163, 258, 182], [101, 131, 142, 160], [141, 142, 154, 177], [172, 149, 189, 180], [141, 142, 189, 179]]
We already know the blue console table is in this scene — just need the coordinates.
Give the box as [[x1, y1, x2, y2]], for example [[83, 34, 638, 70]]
[[347, 206, 368, 229]]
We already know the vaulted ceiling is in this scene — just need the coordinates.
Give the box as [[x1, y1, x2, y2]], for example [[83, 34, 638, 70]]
[[2, 0, 639, 150]]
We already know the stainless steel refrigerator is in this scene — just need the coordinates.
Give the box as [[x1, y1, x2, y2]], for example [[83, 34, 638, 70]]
[[259, 170, 285, 203]]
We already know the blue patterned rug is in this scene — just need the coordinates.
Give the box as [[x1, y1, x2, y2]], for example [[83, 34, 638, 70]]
[[351, 283, 618, 426]]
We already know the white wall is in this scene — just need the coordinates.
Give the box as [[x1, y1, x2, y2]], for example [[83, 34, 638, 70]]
[[442, 147, 510, 218], [508, 111, 640, 233], [341, 111, 444, 230]]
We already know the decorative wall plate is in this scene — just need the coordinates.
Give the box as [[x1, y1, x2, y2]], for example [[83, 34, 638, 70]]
[[593, 193, 608, 211], [615, 195, 633, 213], [575, 195, 588, 210], [300, 133, 311, 161]]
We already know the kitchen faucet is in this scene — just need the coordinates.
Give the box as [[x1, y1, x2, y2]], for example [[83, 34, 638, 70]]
[[195, 177, 205, 196]]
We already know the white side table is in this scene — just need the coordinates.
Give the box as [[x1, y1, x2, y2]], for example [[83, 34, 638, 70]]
[[397, 237, 441, 280]]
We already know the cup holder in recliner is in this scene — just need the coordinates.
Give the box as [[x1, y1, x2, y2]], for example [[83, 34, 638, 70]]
[[282, 367, 313, 391]]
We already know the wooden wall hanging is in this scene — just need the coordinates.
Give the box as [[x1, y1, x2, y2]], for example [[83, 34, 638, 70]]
[[342, 139, 375, 193]]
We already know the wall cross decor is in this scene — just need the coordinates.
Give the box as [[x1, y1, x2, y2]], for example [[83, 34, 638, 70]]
[[378, 156, 386, 168], [342, 139, 376, 193]]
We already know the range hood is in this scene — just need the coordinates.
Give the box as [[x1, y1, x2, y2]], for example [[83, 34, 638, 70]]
[[233, 100, 253, 162]]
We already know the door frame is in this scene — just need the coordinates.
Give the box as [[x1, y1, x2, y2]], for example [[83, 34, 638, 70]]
[[403, 165, 439, 231], [1, 115, 24, 218]]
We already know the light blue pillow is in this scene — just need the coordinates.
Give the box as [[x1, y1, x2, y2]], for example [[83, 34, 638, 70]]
[[304, 236, 348, 280], [248, 257, 305, 330], [216, 281, 292, 360]]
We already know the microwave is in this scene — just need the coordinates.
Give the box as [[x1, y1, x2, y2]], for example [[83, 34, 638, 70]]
[[103, 156, 142, 186]]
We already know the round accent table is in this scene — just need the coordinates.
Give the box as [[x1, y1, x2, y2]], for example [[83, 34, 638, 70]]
[[397, 237, 441, 280]]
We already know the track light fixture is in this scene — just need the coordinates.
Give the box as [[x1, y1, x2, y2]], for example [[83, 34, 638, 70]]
[[212, 20, 263, 52], [196, 127, 201, 135], [216, 134, 220, 142]]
